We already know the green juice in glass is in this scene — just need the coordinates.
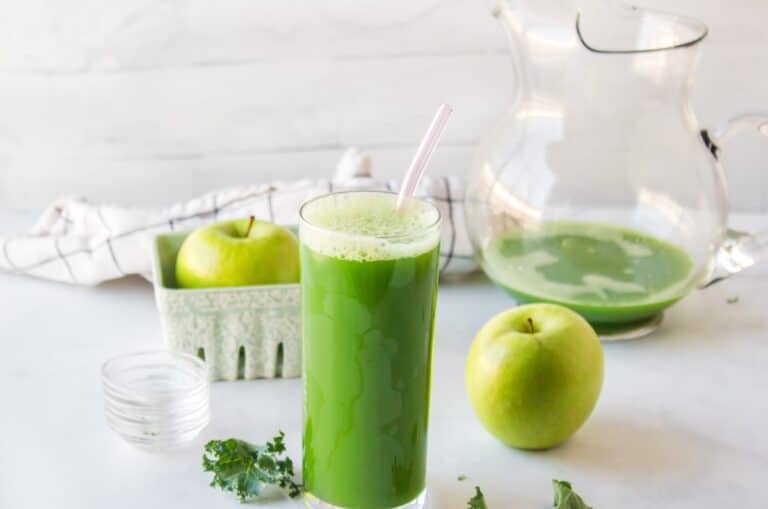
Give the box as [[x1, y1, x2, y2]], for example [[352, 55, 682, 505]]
[[299, 192, 441, 509], [484, 222, 694, 325]]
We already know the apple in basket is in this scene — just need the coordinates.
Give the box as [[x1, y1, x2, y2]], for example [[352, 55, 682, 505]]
[[175, 217, 300, 288]]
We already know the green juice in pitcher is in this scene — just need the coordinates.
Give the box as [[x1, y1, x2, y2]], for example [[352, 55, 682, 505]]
[[484, 222, 694, 324], [299, 192, 441, 509]]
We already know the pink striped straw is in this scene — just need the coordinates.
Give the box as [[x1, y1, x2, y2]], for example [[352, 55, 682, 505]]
[[396, 103, 454, 212]]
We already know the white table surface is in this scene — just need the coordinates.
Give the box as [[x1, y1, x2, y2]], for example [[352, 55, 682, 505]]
[[1, 210, 767, 509]]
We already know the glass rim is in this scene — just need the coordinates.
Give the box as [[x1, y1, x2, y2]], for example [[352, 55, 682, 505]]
[[575, 10, 709, 55], [298, 190, 442, 242], [101, 350, 208, 397]]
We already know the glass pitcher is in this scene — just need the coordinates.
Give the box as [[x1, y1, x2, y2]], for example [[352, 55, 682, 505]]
[[466, 0, 768, 339]]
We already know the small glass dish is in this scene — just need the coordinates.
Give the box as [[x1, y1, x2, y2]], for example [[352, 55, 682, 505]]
[[101, 350, 210, 450]]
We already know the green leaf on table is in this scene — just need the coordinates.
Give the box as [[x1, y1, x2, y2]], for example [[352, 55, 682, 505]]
[[467, 486, 488, 508], [552, 480, 593, 509], [202, 431, 302, 503]]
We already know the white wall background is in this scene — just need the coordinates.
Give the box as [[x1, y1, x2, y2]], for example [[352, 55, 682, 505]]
[[0, 0, 766, 211]]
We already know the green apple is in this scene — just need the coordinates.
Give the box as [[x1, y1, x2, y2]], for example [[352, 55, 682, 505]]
[[465, 303, 603, 449], [175, 217, 300, 289]]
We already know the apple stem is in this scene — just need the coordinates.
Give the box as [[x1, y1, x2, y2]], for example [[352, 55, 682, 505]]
[[527, 317, 535, 334], [244, 216, 255, 237]]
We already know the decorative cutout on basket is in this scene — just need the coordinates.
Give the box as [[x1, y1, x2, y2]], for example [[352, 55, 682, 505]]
[[152, 232, 301, 381]]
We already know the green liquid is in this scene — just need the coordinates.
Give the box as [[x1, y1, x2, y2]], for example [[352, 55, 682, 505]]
[[301, 241, 439, 508], [484, 222, 694, 324]]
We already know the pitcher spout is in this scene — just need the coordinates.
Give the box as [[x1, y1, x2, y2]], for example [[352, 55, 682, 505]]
[[492, 0, 709, 107]]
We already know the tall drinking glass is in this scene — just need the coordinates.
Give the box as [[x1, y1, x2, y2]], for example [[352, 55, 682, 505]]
[[299, 191, 441, 509]]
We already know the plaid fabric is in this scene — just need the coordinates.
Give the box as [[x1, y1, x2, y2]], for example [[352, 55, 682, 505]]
[[0, 150, 476, 285]]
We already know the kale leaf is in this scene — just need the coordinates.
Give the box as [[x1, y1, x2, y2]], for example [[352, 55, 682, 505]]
[[202, 431, 302, 502], [552, 479, 593, 509], [468, 486, 488, 508]]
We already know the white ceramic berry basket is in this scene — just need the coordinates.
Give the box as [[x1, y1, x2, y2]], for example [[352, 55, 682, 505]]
[[152, 232, 301, 381]]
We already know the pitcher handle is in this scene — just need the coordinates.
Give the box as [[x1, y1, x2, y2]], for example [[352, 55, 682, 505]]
[[702, 113, 768, 287]]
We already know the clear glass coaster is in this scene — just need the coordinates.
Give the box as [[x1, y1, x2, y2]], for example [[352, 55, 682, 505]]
[[101, 350, 210, 450]]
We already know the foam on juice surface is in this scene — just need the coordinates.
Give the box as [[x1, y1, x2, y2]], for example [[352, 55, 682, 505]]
[[484, 221, 693, 306], [300, 192, 440, 261]]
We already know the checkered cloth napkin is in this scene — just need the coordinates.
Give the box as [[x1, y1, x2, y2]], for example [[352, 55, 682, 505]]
[[0, 149, 476, 285]]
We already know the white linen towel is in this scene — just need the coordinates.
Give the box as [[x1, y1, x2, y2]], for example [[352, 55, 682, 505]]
[[0, 149, 476, 285]]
